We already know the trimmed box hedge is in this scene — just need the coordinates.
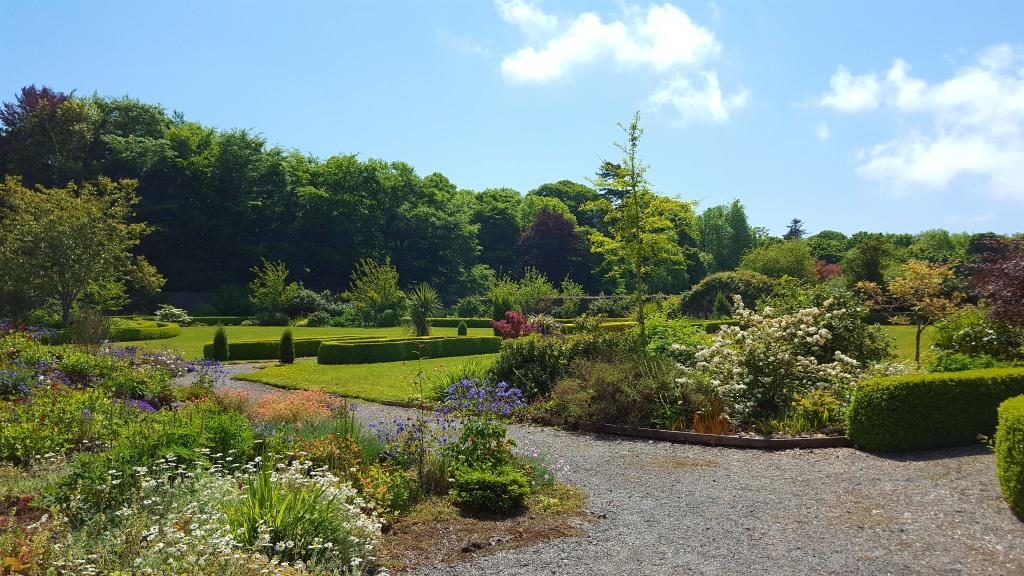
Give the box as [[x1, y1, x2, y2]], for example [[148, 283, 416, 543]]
[[996, 395, 1024, 519], [428, 318, 493, 329], [318, 336, 501, 365], [109, 320, 181, 342], [202, 335, 385, 361], [191, 316, 251, 326], [848, 367, 1024, 452]]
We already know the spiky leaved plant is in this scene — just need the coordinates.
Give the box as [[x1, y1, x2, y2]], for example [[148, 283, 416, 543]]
[[407, 283, 441, 337]]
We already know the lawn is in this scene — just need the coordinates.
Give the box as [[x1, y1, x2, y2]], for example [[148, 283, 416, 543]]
[[881, 324, 936, 364], [121, 325, 496, 359], [235, 354, 498, 403]]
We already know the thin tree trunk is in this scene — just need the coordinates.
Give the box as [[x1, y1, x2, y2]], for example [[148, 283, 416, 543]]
[[915, 323, 923, 366]]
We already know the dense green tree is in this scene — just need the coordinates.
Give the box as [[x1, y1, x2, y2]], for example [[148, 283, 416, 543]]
[[472, 188, 522, 276], [807, 230, 850, 264], [738, 240, 816, 279], [530, 180, 607, 230], [0, 176, 163, 326], [519, 209, 587, 286], [698, 200, 754, 271], [843, 234, 896, 285], [783, 218, 806, 240]]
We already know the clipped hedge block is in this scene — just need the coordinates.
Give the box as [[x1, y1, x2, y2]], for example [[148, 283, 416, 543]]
[[109, 321, 181, 342], [190, 316, 252, 326], [428, 318, 493, 329], [202, 335, 385, 361], [318, 336, 501, 365], [996, 395, 1024, 519], [848, 368, 1024, 452]]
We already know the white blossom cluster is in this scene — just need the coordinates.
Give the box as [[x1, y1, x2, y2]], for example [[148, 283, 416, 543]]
[[676, 296, 866, 424], [46, 457, 384, 575]]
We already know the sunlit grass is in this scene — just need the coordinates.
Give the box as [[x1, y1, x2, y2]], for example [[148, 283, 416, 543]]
[[235, 354, 498, 404]]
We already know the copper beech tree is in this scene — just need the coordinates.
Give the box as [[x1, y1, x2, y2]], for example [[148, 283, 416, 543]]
[[857, 259, 962, 365]]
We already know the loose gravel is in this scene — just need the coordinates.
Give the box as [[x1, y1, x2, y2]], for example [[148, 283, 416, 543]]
[[207, 370, 1024, 576]]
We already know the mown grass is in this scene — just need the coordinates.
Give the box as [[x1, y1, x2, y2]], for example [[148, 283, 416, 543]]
[[121, 325, 495, 359], [881, 324, 937, 364], [235, 354, 498, 403]]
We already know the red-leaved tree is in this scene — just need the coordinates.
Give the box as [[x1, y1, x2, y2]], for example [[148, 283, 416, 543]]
[[971, 237, 1024, 326]]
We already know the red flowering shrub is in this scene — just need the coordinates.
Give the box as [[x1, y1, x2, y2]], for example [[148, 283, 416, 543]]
[[490, 311, 538, 339], [815, 260, 842, 281]]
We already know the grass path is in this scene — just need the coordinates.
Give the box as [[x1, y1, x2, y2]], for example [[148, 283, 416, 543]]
[[234, 354, 497, 403], [881, 324, 936, 364]]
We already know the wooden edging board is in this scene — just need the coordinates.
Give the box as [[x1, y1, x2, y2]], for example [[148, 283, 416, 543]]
[[597, 424, 853, 449]]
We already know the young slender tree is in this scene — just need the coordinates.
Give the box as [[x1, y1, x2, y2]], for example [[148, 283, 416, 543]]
[[589, 112, 685, 342]]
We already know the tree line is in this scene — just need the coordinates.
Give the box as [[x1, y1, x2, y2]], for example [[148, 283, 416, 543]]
[[0, 85, 1019, 319]]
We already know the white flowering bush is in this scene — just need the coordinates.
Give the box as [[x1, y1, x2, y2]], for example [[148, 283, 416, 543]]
[[47, 456, 382, 575], [678, 296, 865, 426], [155, 304, 193, 326]]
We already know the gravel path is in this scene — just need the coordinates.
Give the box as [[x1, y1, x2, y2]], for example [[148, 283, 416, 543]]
[[209, 371, 1024, 576]]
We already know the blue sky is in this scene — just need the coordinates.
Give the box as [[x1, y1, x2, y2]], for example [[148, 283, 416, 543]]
[[4, 0, 1024, 235]]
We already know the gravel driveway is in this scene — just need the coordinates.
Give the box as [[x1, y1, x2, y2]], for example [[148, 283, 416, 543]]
[[211, 370, 1024, 576]]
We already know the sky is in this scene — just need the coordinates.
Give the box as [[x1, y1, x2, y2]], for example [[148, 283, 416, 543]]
[[4, 0, 1024, 235]]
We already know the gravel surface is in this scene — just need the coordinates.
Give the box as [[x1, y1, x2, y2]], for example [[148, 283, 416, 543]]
[[204, 371, 1024, 576]]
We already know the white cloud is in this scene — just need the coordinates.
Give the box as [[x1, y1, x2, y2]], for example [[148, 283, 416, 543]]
[[496, 2, 742, 124], [819, 66, 881, 112], [815, 122, 830, 141], [648, 71, 748, 123], [821, 44, 1024, 201], [500, 3, 719, 82], [496, 0, 557, 36]]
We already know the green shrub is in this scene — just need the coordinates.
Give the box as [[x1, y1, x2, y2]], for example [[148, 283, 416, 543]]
[[848, 368, 1024, 452], [934, 306, 1023, 360], [430, 317, 493, 329], [377, 309, 400, 327], [305, 310, 332, 327], [548, 355, 682, 431], [996, 395, 1024, 519], [107, 320, 180, 342], [317, 336, 500, 365], [928, 352, 1001, 373], [489, 329, 640, 400], [55, 401, 255, 518], [407, 283, 441, 337], [451, 466, 530, 515], [280, 329, 295, 364], [644, 315, 708, 365], [671, 271, 775, 319], [711, 291, 732, 319], [0, 387, 134, 465], [211, 326, 229, 361], [457, 321, 468, 336]]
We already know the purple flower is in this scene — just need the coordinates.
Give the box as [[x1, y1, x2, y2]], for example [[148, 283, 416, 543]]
[[123, 399, 157, 413]]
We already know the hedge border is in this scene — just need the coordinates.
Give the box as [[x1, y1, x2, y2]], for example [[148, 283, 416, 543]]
[[996, 395, 1024, 519], [848, 367, 1024, 452], [318, 336, 500, 364], [202, 335, 386, 361], [109, 321, 181, 342]]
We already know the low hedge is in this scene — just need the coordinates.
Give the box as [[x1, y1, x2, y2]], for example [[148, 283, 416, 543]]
[[318, 336, 501, 365], [996, 395, 1024, 519], [690, 319, 739, 333], [428, 318, 493, 329], [202, 335, 385, 361], [191, 316, 251, 326], [848, 367, 1024, 452], [109, 321, 181, 342]]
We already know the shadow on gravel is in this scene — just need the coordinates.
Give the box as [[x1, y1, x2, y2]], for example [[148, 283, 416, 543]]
[[865, 443, 992, 462]]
